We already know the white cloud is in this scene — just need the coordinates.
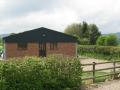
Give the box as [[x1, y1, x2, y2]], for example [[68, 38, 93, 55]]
[[0, 0, 5, 11], [0, 8, 78, 34], [0, 0, 120, 34], [63, 0, 120, 33]]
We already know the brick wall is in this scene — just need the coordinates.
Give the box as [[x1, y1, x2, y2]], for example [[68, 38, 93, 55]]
[[46, 42, 77, 57], [5, 43, 39, 58], [4, 42, 77, 59]]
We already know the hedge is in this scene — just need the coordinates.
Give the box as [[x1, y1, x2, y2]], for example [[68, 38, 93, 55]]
[[0, 55, 82, 90], [78, 45, 120, 60]]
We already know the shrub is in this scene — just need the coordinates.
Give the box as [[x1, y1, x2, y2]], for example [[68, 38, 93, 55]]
[[96, 36, 106, 46], [105, 34, 118, 46], [0, 55, 82, 90], [78, 45, 120, 60], [97, 34, 118, 46]]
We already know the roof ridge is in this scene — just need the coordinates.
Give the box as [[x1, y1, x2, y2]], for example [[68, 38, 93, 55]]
[[3, 27, 78, 43]]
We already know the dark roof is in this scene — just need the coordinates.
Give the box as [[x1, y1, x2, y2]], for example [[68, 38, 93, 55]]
[[3, 27, 78, 43]]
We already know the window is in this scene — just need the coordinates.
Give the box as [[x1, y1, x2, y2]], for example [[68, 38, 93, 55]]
[[17, 43, 27, 50], [50, 42, 58, 50]]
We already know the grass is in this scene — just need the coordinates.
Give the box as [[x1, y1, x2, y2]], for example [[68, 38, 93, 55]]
[[80, 53, 117, 61], [82, 71, 111, 84], [78, 45, 120, 61], [0, 45, 3, 51]]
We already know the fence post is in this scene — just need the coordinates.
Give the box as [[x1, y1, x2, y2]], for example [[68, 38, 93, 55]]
[[93, 62, 96, 83], [113, 61, 116, 79]]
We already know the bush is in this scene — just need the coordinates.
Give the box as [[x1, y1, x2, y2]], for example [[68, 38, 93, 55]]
[[0, 55, 82, 90], [97, 34, 118, 46], [96, 36, 106, 46], [78, 45, 120, 60], [105, 34, 118, 46]]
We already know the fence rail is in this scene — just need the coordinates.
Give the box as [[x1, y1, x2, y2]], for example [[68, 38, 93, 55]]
[[81, 61, 120, 83]]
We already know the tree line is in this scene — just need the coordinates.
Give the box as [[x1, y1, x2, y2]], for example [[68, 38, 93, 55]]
[[64, 22, 101, 45], [64, 22, 118, 46]]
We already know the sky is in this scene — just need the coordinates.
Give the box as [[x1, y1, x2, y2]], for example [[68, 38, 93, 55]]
[[0, 0, 120, 34]]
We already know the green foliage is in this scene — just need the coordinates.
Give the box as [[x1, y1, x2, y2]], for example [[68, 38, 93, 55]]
[[64, 23, 81, 37], [0, 46, 2, 51], [64, 22, 101, 45], [81, 22, 89, 38], [89, 24, 101, 45], [105, 34, 118, 46], [0, 38, 3, 47], [82, 71, 110, 84], [118, 38, 120, 44], [0, 38, 2, 46], [79, 38, 89, 45], [78, 45, 120, 60], [96, 36, 106, 46], [0, 56, 82, 90], [97, 34, 118, 46], [0, 38, 3, 53]]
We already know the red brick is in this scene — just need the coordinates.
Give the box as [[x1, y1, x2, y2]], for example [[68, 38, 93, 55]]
[[5, 42, 77, 59]]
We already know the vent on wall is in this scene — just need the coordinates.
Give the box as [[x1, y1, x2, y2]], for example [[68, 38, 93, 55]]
[[42, 34, 46, 37]]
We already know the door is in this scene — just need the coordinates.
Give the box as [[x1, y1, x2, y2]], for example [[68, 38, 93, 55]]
[[39, 43, 46, 57]]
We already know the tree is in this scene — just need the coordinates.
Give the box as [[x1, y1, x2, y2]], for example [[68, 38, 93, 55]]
[[82, 21, 89, 38], [96, 36, 106, 46], [64, 23, 81, 37], [105, 34, 118, 46], [0, 38, 2, 46], [97, 34, 118, 46], [64, 21, 101, 45], [79, 38, 90, 45], [89, 24, 101, 45]]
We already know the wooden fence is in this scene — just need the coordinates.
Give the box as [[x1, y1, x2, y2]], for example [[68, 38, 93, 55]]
[[81, 61, 120, 83]]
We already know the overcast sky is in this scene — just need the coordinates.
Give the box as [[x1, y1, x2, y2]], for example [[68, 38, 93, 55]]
[[0, 0, 120, 34]]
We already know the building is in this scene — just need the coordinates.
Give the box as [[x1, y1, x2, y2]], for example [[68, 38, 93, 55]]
[[3, 27, 78, 59]]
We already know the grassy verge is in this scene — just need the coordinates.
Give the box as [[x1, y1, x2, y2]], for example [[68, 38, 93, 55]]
[[82, 71, 111, 84]]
